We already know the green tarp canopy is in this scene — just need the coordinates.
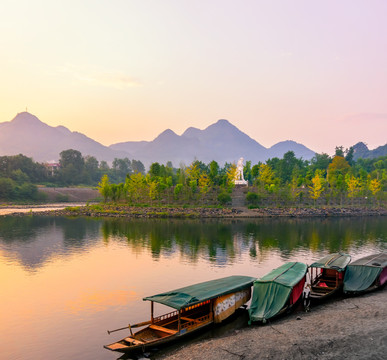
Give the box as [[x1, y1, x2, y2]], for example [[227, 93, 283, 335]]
[[248, 262, 307, 323], [344, 253, 387, 293], [143, 275, 256, 310], [310, 253, 351, 272]]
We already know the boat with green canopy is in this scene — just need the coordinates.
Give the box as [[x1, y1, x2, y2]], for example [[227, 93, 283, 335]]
[[104, 275, 255, 354], [344, 253, 387, 294], [248, 262, 307, 324], [309, 253, 351, 300]]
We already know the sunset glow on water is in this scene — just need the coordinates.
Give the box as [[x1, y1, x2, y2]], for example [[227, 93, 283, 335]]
[[0, 216, 386, 359]]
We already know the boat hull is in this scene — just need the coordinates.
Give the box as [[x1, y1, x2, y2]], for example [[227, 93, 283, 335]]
[[105, 286, 252, 354], [248, 262, 307, 323], [104, 320, 212, 354]]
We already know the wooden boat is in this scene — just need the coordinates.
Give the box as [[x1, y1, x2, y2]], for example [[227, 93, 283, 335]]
[[248, 262, 307, 324], [104, 275, 255, 354], [344, 253, 387, 294], [309, 253, 351, 300]]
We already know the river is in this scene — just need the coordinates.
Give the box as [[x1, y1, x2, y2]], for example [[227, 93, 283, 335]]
[[0, 215, 386, 360]]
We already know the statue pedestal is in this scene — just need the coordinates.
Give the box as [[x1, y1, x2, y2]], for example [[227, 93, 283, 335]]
[[234, 180, 248, 186]]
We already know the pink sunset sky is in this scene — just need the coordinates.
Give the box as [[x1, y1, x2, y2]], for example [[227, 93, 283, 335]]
[[1, 0, 386, 155]]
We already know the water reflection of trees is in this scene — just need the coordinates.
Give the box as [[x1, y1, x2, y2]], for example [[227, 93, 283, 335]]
[[0, 216, 385, 270], [102, 217, 387, 262]]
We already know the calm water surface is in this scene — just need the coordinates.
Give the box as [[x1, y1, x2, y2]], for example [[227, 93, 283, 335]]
[[0, 216, 386, 360]]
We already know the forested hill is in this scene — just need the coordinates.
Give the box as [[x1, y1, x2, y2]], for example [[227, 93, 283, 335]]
[[353, 142, 387, 160]]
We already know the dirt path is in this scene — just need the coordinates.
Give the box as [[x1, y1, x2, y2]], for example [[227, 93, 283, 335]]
[[159, 289, 387, 360]]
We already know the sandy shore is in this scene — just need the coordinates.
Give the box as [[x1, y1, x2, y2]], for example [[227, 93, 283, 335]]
[[0, 203, 87, 216], [158, 289, 386, 360]]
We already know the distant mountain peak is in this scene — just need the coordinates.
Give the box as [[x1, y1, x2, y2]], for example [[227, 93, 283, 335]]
[[182, 126, 201, 138], [12, 111, 42, 125], [0, 112, 131, 162], [353, 142, 369, 151], [55, 125, 71, 135], [210, 119, 235, 129], [153, 128, 178, 141], [215, 119, 231, 125]]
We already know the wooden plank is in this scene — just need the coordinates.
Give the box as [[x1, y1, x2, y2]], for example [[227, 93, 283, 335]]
[[149, 324, 178, 334], [181, 317, 200, 323], [106, 342, 129, 350], [124, 337, 145, 345]]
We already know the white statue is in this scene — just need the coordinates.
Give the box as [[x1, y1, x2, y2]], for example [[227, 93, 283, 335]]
[[234, 157, 248, 185]]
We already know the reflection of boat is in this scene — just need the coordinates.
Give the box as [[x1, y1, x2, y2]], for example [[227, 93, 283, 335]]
[[104, 276, 255, 354], [309, 253, 351, 300], [248, 262, 307, 323], [344, 253, 387, 294]]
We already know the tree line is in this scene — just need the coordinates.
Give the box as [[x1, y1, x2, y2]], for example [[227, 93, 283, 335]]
[[0, 147, 386, 206], [98, 146, 387, 207], [0, 149, 145, 201]]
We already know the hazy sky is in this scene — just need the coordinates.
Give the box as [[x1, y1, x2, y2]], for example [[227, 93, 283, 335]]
[[1, 0, 386, 155]]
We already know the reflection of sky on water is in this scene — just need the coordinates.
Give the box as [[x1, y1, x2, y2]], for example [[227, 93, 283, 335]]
[[0, 216, 100, 271], [0, 216, 386, 360]]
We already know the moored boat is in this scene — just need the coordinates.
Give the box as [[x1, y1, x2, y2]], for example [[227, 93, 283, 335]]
[[343, 253, 387, 294], [309, 253, 351, 300], [104, 275, 255, 354], [248, 262, 307, 324]]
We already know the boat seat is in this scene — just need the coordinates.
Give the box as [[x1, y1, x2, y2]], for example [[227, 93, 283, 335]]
[[124, 337, 145, 345], [149, 324, 178, 334]]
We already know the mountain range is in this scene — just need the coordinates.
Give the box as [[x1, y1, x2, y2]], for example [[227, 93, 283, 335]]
[[0, 112, 316, 167]]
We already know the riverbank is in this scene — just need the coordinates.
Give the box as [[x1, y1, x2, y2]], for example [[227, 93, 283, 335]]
[[5, 204, 386, 218], [0, 203, 89, 216], [159, 288, 387, 360]]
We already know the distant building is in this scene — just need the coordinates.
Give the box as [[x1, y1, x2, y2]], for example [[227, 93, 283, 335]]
[[44, 162, 60, 176]]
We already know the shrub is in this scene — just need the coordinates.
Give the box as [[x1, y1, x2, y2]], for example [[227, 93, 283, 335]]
[[217, 192, 231, 205], [246, 191, 260, 205]]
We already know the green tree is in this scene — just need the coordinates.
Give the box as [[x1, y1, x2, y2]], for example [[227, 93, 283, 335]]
[[345, 147, 355, 166], [257, 164, 275, 190], [110, 183, 123, 203], [208, 160, 220, 185], [149, 162, 161, 179], [0, 178, 15, 200], [112, 158, 131, 182], [310, 153, 331, 172], [243, 160, 252, 184], [99, 161, 110, 172], [98, 174, 111, 202], [125, 172, 145, 203], [59, 149, 85, 185], [147, 177, 158, 205], [174, 183, 183, 200], [84, 156, 99, 183], [335, 146, 345, 157], [131, 159, 145, 174]]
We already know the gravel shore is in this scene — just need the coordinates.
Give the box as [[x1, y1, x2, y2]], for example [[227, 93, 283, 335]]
[[158, 289, 386, 360], [3, 204, 386, 218]]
